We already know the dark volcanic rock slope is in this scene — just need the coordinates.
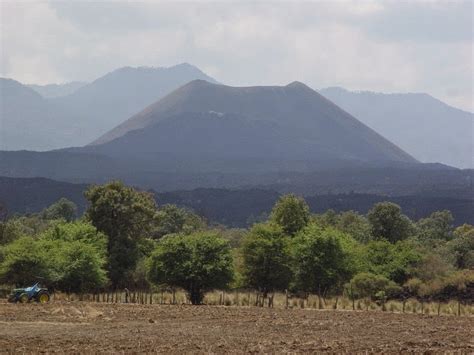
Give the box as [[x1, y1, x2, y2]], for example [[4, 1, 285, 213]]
[[91, 80, 417, 165]]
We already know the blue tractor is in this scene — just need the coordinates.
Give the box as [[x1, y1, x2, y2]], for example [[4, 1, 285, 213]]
[[7, 282, 50, 303]]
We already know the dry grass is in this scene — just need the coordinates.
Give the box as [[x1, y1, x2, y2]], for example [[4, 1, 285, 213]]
[[45, 290, 474, 316]]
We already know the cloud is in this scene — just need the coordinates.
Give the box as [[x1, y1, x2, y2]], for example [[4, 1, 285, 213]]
[[0, 0, 472, 111]]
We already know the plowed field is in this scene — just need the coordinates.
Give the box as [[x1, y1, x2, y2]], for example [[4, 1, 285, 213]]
[[0, 302, 472, 353]]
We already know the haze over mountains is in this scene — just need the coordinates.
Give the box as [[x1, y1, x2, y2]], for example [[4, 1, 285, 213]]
[[0, 63, 217, 150], [1, 63, 471, 168], [320, 87, 473, 169], [0, 78, 83, 151], [1, 78, 472, 200], [28, 81, 87, 99]]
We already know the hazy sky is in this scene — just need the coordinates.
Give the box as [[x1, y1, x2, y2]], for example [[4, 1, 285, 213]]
[[1, 1, 472, 111]]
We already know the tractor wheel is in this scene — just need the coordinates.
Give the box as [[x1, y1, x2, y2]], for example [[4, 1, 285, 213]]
[[19, 293, 29, 303], [36, 291, 50, 304]]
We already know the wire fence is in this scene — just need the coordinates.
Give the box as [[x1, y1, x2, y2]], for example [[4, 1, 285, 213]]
[[37, 289, 474, 317]]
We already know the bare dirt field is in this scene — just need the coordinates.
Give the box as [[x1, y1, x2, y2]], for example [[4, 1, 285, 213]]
[[0, 302, 473, 353]]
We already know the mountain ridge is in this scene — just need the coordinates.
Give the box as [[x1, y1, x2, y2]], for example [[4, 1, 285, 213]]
[[1, 64, 218, 150], [90, 79, 417, 166], [320, 86, 474, 168]]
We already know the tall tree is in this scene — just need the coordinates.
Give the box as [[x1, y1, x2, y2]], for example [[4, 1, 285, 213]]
[[270, 194, 310, 237], [84, 181, 156, 287], [367, 202, 413, 243], [416, 210, 454, 244], [152, 204, 205, 239], [147, 232, 233, 304], [241, 223, 292, 300], [335, 210, 373, 243], [446, 224, 474, 269], [291, 225, 352, 305], [41, 198, 77, 222]]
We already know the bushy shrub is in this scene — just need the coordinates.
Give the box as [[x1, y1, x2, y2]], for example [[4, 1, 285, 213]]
[[347, 272, 401, 301], [0, 222, 108, 292]]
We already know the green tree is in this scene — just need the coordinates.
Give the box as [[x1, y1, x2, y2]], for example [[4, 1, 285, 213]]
[[0, 221, 108, 291], [0, 219, 24, 245], [84, 181, 157, 287], [0, 215, 52, 243], [219, 228, 247, 249], [39, 221, 107, 254], [336, 210, 373, 243], [364, 239, 421, 284], [241, 223, 292, 299], [291, 225, 352, 305], [416, 210, 454, 246], [39, 221, 108, 292], [445, 224, 474, 269], [312, 209, 338, 228], [43, 239, 108, 293], [41, 198, 78, 222], [270, 194, 310, 237], [153, 204, 205, 239], [367, 202, 413, 243], [147, 232, 233, 304], [0, 237, 49, 286]]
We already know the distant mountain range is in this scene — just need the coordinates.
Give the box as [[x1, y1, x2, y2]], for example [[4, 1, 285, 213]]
[[320, 87, 473, 168], [0, 78, 82, 151], [0, 63, 217, 150], [1, 63, 471, 168], [2, 79, 472, 199]]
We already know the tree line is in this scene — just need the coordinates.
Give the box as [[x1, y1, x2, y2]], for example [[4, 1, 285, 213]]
[[0, 181, 473, 305]]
